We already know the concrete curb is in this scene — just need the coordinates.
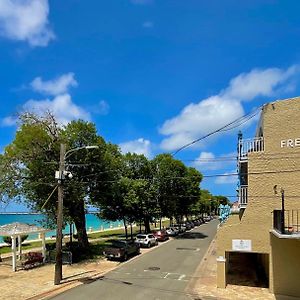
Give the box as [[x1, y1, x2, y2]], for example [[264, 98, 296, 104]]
[[185, 236, 217, 298]]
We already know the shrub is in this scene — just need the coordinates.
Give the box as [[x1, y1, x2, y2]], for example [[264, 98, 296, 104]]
[[3, 235, 29, 246]]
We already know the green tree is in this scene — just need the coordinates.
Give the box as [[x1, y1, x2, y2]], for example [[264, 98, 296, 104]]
[[2, 113, 117, 250], [151, 154, 202, 223]]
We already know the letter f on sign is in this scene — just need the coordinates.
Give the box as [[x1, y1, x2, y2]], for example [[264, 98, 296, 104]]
[[281, 140, 286, 148]]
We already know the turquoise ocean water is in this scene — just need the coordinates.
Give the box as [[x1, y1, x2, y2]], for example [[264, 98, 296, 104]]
[[0, 214, 123, 243]]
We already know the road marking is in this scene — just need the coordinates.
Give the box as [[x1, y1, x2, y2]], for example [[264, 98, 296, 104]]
[[178, 274, 186, 281], [163, 272, 170, 279]]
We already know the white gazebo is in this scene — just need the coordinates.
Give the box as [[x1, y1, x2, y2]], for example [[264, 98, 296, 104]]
[[0, 222, 50, 271]]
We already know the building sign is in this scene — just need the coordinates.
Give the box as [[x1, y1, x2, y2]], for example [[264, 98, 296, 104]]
[[232, 239, 252, 251], [280, 138, 300, 148]]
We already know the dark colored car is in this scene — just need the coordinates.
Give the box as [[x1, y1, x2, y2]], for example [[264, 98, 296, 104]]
[[186, 221, 195, 228], [152, 229, 169, 242], [103, 239, 140, 261], [193, 220, 201, 226]]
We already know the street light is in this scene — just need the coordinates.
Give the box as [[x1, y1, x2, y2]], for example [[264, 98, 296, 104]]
[[54, 144, 98, 285]]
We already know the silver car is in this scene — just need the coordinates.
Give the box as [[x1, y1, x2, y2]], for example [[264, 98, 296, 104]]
[[135, 234, 158, 248]]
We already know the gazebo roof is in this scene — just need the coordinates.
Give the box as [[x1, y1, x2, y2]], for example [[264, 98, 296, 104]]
[[0, 222, 49, 236]]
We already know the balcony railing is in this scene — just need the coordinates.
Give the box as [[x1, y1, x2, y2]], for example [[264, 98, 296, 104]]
[[273, 210, 300, 235], [239, 185, 248, 208], [238, 137, 264, 160]]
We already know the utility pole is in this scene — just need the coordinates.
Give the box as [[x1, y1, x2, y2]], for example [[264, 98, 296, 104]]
[[55, 143, 66, 285]]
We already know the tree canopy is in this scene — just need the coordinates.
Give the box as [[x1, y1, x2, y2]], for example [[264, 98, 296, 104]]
[[1, 112, 229, 249]]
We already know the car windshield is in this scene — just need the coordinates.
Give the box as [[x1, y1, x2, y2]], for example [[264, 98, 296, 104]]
[[136, 235, 146, 239]]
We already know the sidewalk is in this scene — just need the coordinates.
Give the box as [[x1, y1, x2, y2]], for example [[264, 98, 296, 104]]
[[0, 239, 165, 300], [0, 256, 119, 300], [186, 238, 275, 300]]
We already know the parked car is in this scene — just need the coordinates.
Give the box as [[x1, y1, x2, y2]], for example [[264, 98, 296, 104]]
[[186, 221, 195, 228], [152, 229, 169, 241], [166, 227, 178, 236], [103, 239, 140, 261], [135, 234, 158, 248], [192, 220, 200, 226], [170, 226, 180, 235], [181, 223, 192, 230], [173, 224, 186, 233]]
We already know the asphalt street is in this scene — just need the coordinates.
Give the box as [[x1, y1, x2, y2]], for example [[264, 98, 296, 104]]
[[51, 219, 218, 300]]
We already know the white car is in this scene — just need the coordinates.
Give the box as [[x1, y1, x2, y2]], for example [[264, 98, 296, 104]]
[[135, 234, 158, 248], [166, 227, 178, 236]]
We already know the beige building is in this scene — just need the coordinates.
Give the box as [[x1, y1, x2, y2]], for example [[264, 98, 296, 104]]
[[217, 97, 300, 298]]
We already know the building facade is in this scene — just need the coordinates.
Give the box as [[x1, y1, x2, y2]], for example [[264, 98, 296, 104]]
[[217, 97, 300, 298]]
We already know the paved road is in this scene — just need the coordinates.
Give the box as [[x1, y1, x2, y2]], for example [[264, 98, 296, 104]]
[[51, 219, 218, 300]]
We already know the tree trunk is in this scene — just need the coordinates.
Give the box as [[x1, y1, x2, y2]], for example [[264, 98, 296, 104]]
[[123, 219, 128, 239], [69, 200, 89, 250], [130, 223, 133, 240], [144, 216, 151, 233]]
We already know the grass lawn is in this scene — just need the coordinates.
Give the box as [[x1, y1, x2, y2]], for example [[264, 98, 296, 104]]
[[87, 219, 170, 239], [0, 219, 171, 257], [0, 240, 56, 255]]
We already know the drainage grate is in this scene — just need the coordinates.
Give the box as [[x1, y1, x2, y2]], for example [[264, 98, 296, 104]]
[[148, 266, 160, 271], [176, 247, 197, 251]]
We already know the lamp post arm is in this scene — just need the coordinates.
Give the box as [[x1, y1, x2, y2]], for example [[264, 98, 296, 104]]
[[64, 145, 98, 161]]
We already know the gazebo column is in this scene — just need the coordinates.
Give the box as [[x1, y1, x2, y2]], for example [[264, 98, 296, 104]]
[[41, 233, 46, 262], [18, 235, 22, 260], [11, 236, 17, 272]]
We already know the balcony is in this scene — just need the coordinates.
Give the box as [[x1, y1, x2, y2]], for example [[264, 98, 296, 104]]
[[271, 210, 300, 239], [238, 137, 264, 160], [239, 185, 248, 208]]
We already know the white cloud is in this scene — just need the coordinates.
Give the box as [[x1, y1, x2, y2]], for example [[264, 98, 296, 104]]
[[215, 171, 238, 185], [94, 100, 110, 115], [22, 94, 90, 125], [1, 115, 17, 127], [224, 66, 299, 101], [142, 21, 154, 28], [0, 0, 55, 47], [193, 151, 236, 171], [31, 73, 77, 96], [119, 138, 152, 158], [160, 96, 244, 151], [2, 73, 89, 127], [160, 65, 300, 151]]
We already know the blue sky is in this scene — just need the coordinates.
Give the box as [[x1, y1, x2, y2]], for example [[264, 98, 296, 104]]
[[1, 0, 300, 212]]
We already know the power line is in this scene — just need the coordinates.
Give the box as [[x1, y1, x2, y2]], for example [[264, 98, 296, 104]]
[[72, 168, 300, 184], [172, 106, 262, 155]]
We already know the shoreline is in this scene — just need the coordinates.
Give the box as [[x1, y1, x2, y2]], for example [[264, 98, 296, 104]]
[[0, 224, 128, 248]]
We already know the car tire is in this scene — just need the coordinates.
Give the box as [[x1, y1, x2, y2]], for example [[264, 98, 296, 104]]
[[147, 242, 151, 248], [155, 240, 158, 246], [123, 253, 128, 261]]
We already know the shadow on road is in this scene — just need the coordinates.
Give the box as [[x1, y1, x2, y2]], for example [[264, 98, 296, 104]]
[[174, 232, 208, 240]]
